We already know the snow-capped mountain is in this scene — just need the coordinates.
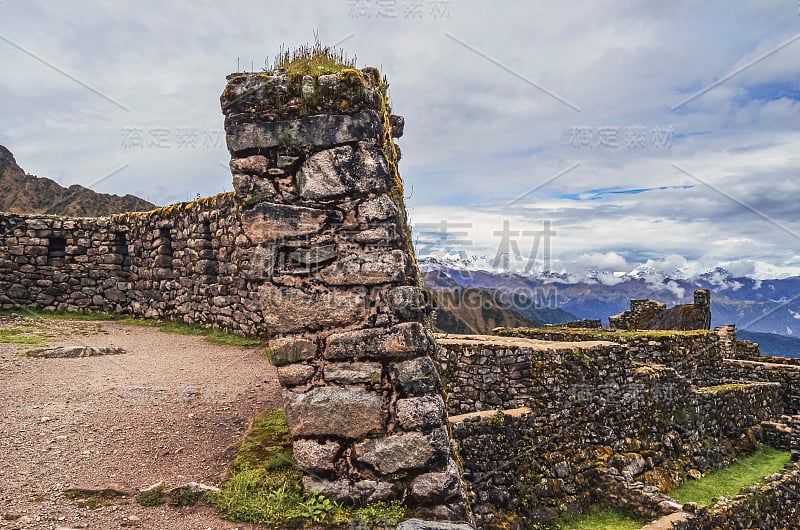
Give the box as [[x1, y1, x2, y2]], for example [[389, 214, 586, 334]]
[[420, 257, 800, 338]]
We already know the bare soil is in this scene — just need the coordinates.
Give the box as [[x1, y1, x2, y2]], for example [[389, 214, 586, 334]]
[[0, 316, 283, 530]]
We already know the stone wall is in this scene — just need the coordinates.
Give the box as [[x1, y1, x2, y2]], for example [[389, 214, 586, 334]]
[[494, 328, 722, 382], [0, 194, 270, 334], [710, 359, 800, 415], [220, 67, 467, 521], [608, 289, 711, 331], [0, 65, 469, 523], [434, 335, 782, 527]]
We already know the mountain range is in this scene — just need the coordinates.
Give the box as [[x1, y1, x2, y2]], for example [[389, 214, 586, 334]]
[[421, 257, 800, 357], [0, 145, 155, 216]]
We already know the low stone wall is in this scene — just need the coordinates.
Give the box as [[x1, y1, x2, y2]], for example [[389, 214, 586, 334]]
[[494, 328, 721, 381], [673, 464, 800, 530], [0, 194, 270, 334], [711, 359, 800, 415], [436, 336, 780, 527]]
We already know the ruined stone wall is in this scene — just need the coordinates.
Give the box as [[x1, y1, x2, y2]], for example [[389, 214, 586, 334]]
[[710, 359, 800, 415], [434, 336, 782, 527], [493, 328, 722, 382], [608, 290, 711, 331], [0, 194, 268, 334], [220, 68, 466, 521], [0, 65, 469, 523]]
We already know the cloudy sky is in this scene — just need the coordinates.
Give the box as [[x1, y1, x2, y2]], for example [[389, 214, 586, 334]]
[[1, 0, 799, 278]]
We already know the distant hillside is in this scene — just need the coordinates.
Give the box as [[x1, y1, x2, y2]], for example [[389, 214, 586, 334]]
[[0, 145, 155, 216], [737, 330, 800, 358], [429, 288, 540, 335]]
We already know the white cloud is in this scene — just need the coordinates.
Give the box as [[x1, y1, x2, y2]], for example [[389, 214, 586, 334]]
[[1, 0, 799, 278]]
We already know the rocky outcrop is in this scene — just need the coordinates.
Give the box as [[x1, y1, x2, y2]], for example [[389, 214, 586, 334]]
[[609, 289, 711, 331], [0, 145, 155, 216]]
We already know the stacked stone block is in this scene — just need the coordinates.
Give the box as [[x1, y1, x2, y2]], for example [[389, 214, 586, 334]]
[[220, 68, 466, 521]]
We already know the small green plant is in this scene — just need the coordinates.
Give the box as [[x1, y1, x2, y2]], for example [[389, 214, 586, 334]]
[[299, 492, 339, 523], [137, 485, 165, 507], [273, 38, 357, 77], [0, 326, 50, 345], [490, 410, 506, 429]]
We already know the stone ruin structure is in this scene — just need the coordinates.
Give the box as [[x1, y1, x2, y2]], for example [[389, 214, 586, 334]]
[[2, 61, 800, 529], [609, 289, 711, 331]]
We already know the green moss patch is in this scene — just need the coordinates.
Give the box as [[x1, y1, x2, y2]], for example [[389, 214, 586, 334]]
[[556, 505, 643, 530], [669, 445, 791, 506], [208, 408, 405, 527]]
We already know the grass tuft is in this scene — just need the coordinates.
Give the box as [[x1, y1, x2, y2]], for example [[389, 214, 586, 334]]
[[208, 408, 405, 528], [669, 445, 791, 506], [556, 505, 642, 530], [274, 39, 357, 77]]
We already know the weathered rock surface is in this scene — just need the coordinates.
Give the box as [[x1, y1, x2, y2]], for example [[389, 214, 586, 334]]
[[226, 110, 383, 154], [396, 518, 474, 530], [259, 284, 367, 333], [411, 459, 464, 504], [396, 395, 446, 430], [29, 346, 126, 358], [296, 144, 392, 200], [324, 322, 431, 360], [241, 202, 338, 243], [319, 250, 407, 285], [293, 439, 340, 473], [355, 429, 448, 474], [393, 356, 440, 395], [323, 361, 383, 385], [301, 476, 397, 504], [283, 387, 384, 438]]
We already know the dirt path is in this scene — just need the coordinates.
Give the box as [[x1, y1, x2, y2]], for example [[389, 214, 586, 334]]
[[0, 316, 282, 530]]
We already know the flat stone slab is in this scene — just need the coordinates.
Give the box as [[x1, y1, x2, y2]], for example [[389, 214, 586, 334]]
[[396, 519, 475, 530], [434, 333, 614, 350], [29, 346, 126, 358], [448, 406, 533, 425]]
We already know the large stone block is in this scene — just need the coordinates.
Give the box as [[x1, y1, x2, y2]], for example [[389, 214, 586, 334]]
[[276, 363, 316, 386], [324, 361, 383, 385], [301, 477, 397, 504], [319, 250, 407, 286], [293, 439, 340, 473], [388, 286, 430, 321], [296, 144, 391, 200], [258, 284, 366, 334], [267, 338, 317, 366], [358, 195, 400, 223], [396, 519, 474, 530], [226, 110, 383, 154], [410, 459, 463, 505], [241, 203, 338, 243], [283, 387, 384, 439], [396, 395, 445, 430], [354, 428, 449, 474], [393, 356, 440, 396], [324, 322, 431, 361]]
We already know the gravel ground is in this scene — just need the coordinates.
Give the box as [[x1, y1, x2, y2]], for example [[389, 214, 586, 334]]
[[0, 316, 282, 530]]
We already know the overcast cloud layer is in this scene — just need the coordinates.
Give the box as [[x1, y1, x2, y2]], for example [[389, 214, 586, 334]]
[[1, 0, 799, 278]]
